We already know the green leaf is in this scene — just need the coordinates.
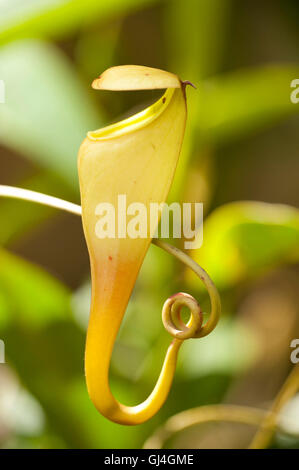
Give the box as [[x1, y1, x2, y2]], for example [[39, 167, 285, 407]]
[[0, 40, 102, 191], [167, 0, 231, 80], [0, 0, 158, 44], [0, 249, 70, 327], [196, 65, 299, 143], [189, 201, 299, 289], [0, 172, 75, 245], [167, 0, 231, 202]]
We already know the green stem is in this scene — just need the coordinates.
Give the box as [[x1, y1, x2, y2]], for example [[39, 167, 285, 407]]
[[143, 404, 269, 449], [249, 363, 299, 449]]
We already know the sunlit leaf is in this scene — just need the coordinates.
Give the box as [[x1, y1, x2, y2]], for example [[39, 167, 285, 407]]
[[189, 201, 299, 289], [0, 0, 158, 44], [196, 65, 299, 143]]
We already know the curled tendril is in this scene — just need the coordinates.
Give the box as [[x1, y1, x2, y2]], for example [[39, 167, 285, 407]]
[[4, 185, 298, 432], [162, 292, 203, 340], [0, 185, 221, 424], [153, 239, 220, 340], [0, 185, 221, 345]]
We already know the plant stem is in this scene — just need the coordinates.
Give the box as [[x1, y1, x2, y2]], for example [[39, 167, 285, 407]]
[[249, 363, 299, 449], [0, 185, 81, 215], [153, 239, 220, 338], [143, 404, 268, 449]]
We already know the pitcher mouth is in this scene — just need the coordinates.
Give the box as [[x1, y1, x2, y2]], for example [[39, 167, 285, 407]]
[[87, 88, 174, 142]]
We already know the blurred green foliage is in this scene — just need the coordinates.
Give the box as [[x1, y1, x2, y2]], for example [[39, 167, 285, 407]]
[[190, 202, 299, 289], [0, 0, 299, 449]]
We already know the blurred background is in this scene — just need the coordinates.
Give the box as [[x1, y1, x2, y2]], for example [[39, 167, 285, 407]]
[[0, 0, 299, 449]]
